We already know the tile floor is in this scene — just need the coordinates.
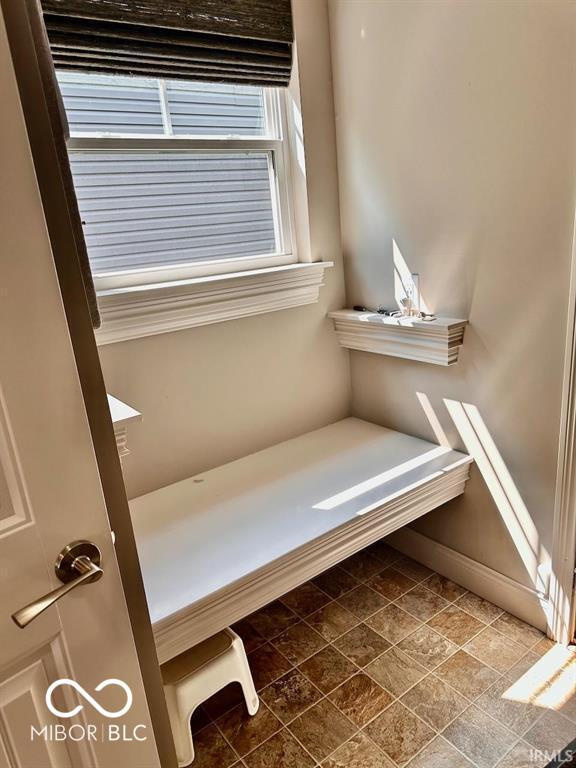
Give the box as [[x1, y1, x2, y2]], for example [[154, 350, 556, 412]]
[[187, 541, 576, 768]]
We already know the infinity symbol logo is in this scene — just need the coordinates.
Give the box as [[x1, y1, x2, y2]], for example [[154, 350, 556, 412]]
[[46, 679, 133, 719]]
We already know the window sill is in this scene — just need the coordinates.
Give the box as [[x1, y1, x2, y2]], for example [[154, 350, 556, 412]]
[[95, 262, 333, 345]]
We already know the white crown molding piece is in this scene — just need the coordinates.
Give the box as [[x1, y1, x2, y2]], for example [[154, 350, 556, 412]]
[[329, 310, 468, 366], [95, 262, 333, 345], [151, 459, 471, 663], [388, 527, 549, 632], [108, 394, 141, 460]]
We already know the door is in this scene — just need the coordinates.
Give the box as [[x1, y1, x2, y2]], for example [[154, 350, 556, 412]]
[[0, 7, 160, 767]]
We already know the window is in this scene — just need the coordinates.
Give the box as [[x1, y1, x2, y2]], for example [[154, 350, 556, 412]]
[[58, 72, 296, 291]]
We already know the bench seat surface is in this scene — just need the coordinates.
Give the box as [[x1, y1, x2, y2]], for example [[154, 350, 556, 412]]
[[130, 418, 471, 627]]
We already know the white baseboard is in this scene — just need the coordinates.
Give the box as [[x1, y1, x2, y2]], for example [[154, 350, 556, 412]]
[[388, 527, 550, 632]]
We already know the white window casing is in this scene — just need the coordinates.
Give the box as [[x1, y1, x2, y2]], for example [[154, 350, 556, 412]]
[[57, 73, 330, 342]]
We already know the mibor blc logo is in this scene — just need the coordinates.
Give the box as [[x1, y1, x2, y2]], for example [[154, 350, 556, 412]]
[[31, 678, 147, 744], [46, 679, 133, 719]]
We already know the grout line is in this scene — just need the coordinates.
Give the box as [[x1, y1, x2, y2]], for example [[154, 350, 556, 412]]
[[492, 738, 525, 768], [405, 729, 482, 768], [198, 550, 554, 768]]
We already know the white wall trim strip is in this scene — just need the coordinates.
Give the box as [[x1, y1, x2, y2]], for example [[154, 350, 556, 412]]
[[550, 213, 576, 644], [387, 527, 549, 632]]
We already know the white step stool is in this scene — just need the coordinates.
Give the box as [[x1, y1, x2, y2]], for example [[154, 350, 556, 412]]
[[162, 627, 259, 766]]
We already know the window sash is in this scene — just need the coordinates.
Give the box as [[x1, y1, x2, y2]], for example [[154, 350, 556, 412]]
[[64, 87, 296, 289]]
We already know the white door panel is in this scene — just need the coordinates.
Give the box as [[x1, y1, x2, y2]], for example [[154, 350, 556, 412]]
[[0, 5, 160, 766], [0, 652, 73, 768]]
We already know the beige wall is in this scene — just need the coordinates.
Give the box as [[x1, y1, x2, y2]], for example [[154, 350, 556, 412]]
[[99, 0, 350, 500], [328, 0, 576, 600]]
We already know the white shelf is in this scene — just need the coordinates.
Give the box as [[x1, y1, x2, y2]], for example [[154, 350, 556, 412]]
[[107, 394, 141, 458], [329, 309, 468, 366], [129, 417, 472, 662]]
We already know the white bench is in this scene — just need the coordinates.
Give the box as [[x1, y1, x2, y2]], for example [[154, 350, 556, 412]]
[[130, 417, 472, 663]]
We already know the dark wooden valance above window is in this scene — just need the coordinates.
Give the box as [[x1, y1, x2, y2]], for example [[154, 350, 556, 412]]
[[41, 0, 294, 87]]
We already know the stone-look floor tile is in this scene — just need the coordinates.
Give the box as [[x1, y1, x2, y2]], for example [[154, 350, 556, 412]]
[[243, 729, 315, 768], [260, 669, 322, 724], [271, 621, 327, 664], [247, 643, 293, 691], [329, 673, 393, 727], [305, 601, 358, 642], [337, 584, 389, 620], [394, 557, 434, 583], [190, 705, 212, 733], [506, 646, 576, 723], [202, 682, 246, 719], [217, 703, 282, 758], [232, 619, 267, 653], [322, 732, 395, 768], [366, 540, 402, 566], [435, 650, 500, 699], [401, 674, 468, 730], [365, 647, 427, 697], [424, 574, 467, 602], [560, 663, 576, 723], [491, 613, 544, 649], [192, 723, 238, 768], [464, 626, 526, 673], [366, 604, 422, 644], [280, 582, 331, 617], [246, 601, 299, 640], [507, 651, 540, 679], [427, 605, 485, 646], [523, 710, 576, 753], [312, 566, 359, 599], [395, 584, 450, 621], [406, 736, 474, 767], [398, 625, 458, 670], [333, 623, 391, 667], [365, 701, 434, 766], [298, 646, 358, 694], [443, 705, 517, 768], [496, 741, 549, 768], [369, 567, 417, 600], [340, 551, 387, 582], [288, 699, 356, 762], [454, 593, 503, 625], [476, 675, 544, 736], [532, 636, 556, 657]]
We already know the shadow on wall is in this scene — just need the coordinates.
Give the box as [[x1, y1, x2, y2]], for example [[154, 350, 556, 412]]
[[419, 393, 553, 624], [379, 239, 558, 635]]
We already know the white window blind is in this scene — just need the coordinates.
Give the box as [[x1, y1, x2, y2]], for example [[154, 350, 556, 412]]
[[57, 72, 293, 280]]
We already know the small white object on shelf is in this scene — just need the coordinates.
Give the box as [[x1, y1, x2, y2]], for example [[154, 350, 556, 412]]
[[107, 394, 142, 459], [329, 309, 468, 366]]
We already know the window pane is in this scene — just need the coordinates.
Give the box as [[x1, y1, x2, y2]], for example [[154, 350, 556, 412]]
[[165, 81, 266, 137], [69, 151, 277, 274], [56, 72, 267, 138], [57, 72, 164, 135]]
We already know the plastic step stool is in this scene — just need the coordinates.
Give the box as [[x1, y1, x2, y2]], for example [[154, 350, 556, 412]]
[[162, 627, 259, 766]]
